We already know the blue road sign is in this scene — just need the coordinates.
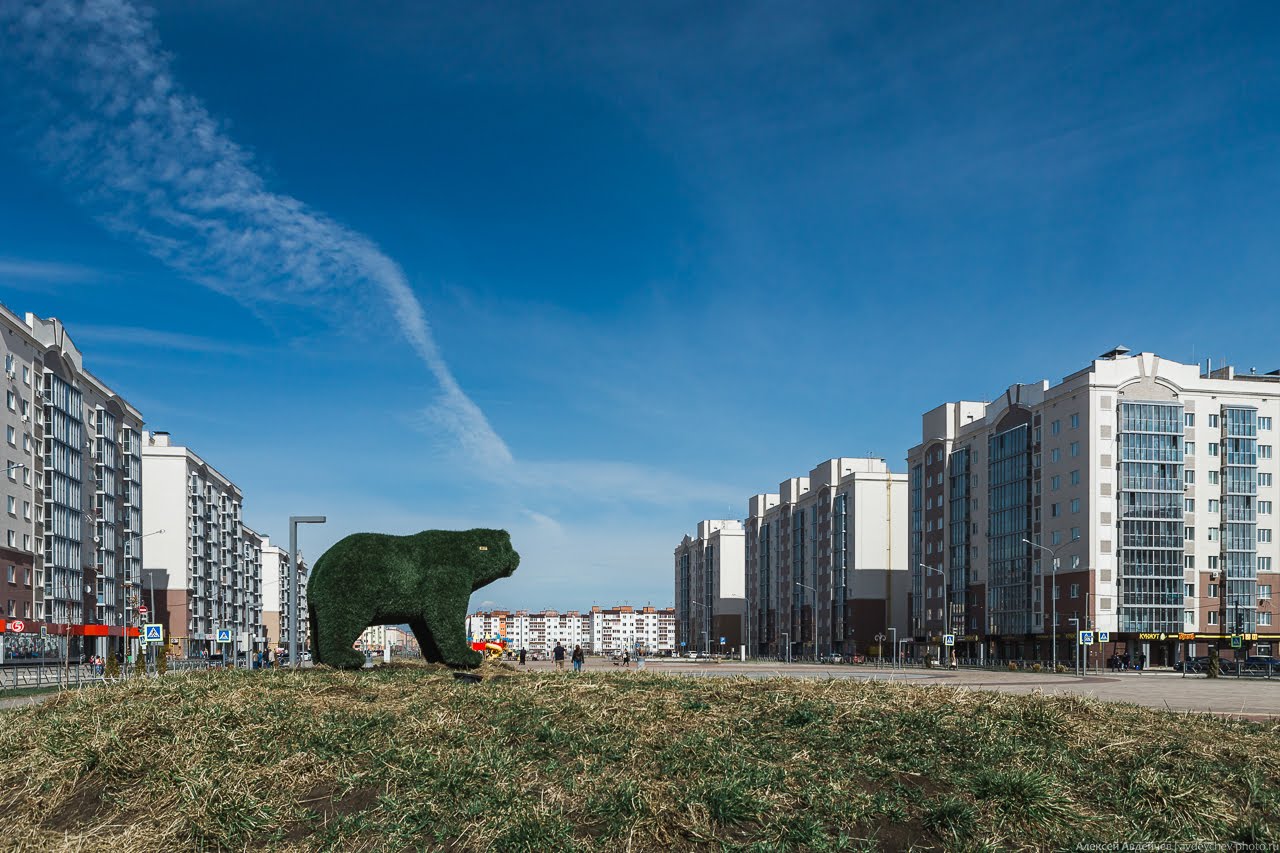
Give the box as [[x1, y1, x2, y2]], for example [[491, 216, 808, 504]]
[[216, 629, 232, 644], [1079, 631, 1095, 645], [944, 634, 955, 646], [720, 636, 726, 644], [1098, 631, 1110, 643], [680, 641, 686, 647], [143, 624, 163, 643]]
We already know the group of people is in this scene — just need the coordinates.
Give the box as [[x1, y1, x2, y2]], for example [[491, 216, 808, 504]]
[[514, 642, 602, 673], [1109, 651, 1146, 672]]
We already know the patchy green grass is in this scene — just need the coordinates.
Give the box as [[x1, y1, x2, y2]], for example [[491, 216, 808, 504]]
[[1, 663, 1278, 851]]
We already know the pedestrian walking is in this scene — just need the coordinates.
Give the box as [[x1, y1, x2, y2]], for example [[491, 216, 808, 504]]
[[572, 645, 585, 673], [949, 651, 958, 670], [553, 641, 566, 670], [519, 647, 527, 666], [1121, 652, 1131, 671], [623, 650, 630, 668], [1135, 653, 1146, 673]]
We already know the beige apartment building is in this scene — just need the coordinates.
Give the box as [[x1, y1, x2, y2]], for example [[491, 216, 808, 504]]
[[745, 458, 909, 660], [674, 520, 746, 654], [908, 348, 1280, 666], [140, 431, 264, 658]]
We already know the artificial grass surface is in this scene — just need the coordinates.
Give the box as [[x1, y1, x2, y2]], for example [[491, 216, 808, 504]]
[[2, 663, 1277, 851]]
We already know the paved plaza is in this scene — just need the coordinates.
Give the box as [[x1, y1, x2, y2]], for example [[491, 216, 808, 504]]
[[522, 658, 1280, 720]]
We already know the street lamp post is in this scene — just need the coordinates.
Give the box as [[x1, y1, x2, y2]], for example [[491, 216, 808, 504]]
[[781, 631, 790, 664], [289, 516, 326, 668], [691, 598, 712, 655], [795, 582, 817, 661], [1023, 539, 1060, 674], [888, 627, 897, 669], [919, 563, 947, 663], [124, 529, 165, 662]]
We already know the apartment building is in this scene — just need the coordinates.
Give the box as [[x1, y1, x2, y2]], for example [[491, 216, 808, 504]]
[[140, 431, 263, 657], [358, 624, 408, 653], [745, 458, 909, 660], [240, 526, 268, 653], [0, 306, 144, 662], [674, 520, 746, 654], [908, 348, 1280, 666], [466, 606, 677, 655], [260, 535, 307, 653]]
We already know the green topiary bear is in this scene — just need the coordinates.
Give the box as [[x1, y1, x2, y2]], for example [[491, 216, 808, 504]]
[[308, 528, 519, 670]]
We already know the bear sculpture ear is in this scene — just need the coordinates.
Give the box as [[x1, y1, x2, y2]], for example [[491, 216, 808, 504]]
[[479, 546, 489, 551]]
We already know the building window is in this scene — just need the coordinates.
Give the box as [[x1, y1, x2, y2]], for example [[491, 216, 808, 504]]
[[1208, 443, 1219, 457], [1261, 416, 1273, 431], [1051, 475, 1061, 491], [1050, 448, 1060, 463], [1071, 527, 1081, 541], [1051, 503, 1060, 518], [1260, 529, 1273, 543], [1070, 414, 1080, 429], [1262, 473, 1274, 487], [1185, 610, 1195, 626], [4, 392, 12, 411], [1185, 499, 1195, 512], [1207, 528, 1219, 541], [1262, 445, 1274, 460], [1071, 555, 1081, 569], [1263, 613, 1274, 627], [1261, 501, 1273, 515], [5, 497, 12, 514], [4, 426, 12, 446], [1208, 499, 1220, 513], [1185, 442, 1196, 455], [1051, 531, 1063, 545], [1185, 556, 1195, 569], [1185, 413, 1196, 427], [1184, 583, 1195, 597], [1186, 470, 1196, 485], [4, 565, 11, 583], [1208, 414, 1219, 428], [1208, 612, 1218, 626], [1261, 557, 1273, 571], [1070, 469, 1080, 486], [4, 531, 12, 547], [1051, 420, 1061, 435], [1069, 441, 1080, 457], [1069, 584, 1080, 598], [1208, 583, 1219, 598], [1260, 585, 1272, 599], [1208, 556, 1219, 570], [1208, 471, 1220, 485], [1185, 527, 1195, 540], [1071, 498, 1080, 514]]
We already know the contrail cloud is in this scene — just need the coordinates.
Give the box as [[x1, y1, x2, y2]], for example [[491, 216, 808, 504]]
[[0, 0, 513, 465]]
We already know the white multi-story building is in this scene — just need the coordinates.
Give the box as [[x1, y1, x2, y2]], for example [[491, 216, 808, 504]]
[[466, 606, 677, 655], [358, 624, 408, 653], [261, 535, 308, 653], [908, 348, 1280, 666], [240, 526, 267, 654], [674, 520, 746, 654], [140, 431, 262, 657], [744, 458, 909, 660], [0, 306, 145, 663]]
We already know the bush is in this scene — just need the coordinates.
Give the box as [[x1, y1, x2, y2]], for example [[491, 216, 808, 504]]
[[157, 644, 168, 676], [1031, 663, 1043, 673], [1055, 664, 1067, 674], [1007, 661, 1019, 671], [105, 654, 119, 679], [134, 652, 146, 677]]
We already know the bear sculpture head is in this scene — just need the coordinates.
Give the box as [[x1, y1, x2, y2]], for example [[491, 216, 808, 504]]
[[470, 528, 520, 589]]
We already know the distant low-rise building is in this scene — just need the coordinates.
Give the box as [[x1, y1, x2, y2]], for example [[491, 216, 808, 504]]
[[467, 606, 676, 655]]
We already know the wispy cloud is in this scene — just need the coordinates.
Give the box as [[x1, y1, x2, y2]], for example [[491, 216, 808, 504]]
[[1, 0, 510, 465], [69, 323, 258, 356], [0, 257, 102, 287]]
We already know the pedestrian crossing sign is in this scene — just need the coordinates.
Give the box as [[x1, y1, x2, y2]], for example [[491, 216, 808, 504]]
[[944, 634, 955, 646], [216, 629, 232, 644], [143, 624, 163, 643], [1098, 631, 1110, 643], [1079, 631, 1095, 645]]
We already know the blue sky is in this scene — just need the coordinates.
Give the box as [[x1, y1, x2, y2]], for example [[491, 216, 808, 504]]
[[3, 1, 1280, 611]]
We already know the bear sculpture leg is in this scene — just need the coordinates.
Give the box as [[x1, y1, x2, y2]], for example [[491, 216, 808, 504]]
[[313, 599, 371, 670], [411, 598, 481, 668]]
